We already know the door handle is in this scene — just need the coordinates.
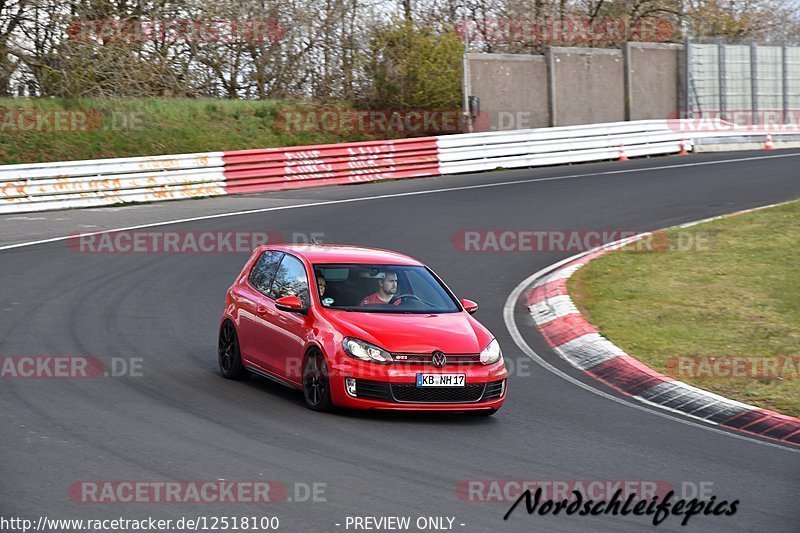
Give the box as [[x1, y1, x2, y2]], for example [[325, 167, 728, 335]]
[[256, 306, 269, 315]]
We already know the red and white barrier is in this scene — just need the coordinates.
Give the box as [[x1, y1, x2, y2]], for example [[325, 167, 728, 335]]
[[0, 120, 786, 214], [222, 137, 439, 194]]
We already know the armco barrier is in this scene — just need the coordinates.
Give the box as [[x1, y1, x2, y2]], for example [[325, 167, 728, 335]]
[[437, 121, 690, 174], [0, 152, 226, 214], [0, 120, 785, 214]]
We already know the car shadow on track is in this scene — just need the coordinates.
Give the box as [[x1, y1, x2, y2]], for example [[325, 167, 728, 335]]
[[337, 409, 498, 425]]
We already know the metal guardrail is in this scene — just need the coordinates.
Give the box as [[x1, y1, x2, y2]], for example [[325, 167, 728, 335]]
[[437, 121, 691, 174], [0, 153, 226, 214], [0, 120, 783, 214]]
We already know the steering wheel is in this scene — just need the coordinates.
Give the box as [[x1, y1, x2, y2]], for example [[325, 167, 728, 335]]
[[389, 294, 435, 307], [389, 293, 421, 304]]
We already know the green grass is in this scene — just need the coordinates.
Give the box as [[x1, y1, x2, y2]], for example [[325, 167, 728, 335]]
[[569, 200, 800, 417], [0, 98, 377, 164]]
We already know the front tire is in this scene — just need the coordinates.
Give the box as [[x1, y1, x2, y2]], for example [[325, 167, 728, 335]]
[[302, 350, 333, 412], [218, 321, 248, 380]]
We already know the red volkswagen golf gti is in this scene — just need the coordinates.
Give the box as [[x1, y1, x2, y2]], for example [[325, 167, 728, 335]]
[[217, 245, 507, 414]]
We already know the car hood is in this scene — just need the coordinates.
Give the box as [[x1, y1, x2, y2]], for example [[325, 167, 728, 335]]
[[324, 310, 492, 354]]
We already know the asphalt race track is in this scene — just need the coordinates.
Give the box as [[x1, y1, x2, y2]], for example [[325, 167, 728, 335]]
[[2, 150, 799, 532]]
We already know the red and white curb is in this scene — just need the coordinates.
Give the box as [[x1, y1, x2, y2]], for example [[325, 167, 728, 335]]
[[525, 204, 800, 446]]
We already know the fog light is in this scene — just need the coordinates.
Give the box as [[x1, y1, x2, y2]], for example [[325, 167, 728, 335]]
[[345, 378, 357, 397]]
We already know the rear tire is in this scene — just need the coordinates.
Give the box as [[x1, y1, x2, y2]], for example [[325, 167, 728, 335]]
[[218, 321, 248, 380], [302, 350, 333, 412]]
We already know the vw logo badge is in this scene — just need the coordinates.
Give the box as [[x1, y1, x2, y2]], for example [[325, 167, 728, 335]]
[[432, 351, 447, 368]]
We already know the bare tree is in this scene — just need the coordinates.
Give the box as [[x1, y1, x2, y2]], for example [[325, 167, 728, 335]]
[[2, 0, 797, 99]]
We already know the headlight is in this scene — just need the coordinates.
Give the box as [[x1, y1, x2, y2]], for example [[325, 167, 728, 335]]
[[480, 339, 502, 365], [342, 337, 393, 364]]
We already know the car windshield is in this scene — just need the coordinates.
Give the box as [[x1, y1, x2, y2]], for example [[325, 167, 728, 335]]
[[313, 263, 460, 313]]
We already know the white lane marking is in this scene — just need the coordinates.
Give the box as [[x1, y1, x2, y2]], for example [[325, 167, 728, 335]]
[[503, 246, 800, 454], [2, 151, 799, 252], [1, 149, 797, 449]]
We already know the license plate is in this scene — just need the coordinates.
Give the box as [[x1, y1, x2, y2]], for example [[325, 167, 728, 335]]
[[416, 373, 466, 387]]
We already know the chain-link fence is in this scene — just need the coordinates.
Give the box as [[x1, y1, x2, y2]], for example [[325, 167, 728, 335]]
[[687, 39, 800, 126]]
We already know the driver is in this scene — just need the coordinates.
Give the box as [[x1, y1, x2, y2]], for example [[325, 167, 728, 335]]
[[316, 272, 327, 297], [360, 270, 402, 306], [316, 272, 335, 307]]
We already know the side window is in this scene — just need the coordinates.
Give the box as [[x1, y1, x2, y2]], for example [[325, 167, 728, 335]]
[[270, 254, 310, 307], [248, 251, 284, 296]]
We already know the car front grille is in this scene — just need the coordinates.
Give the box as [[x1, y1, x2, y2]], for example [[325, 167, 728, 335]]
[[391, 353, 482, 365], [390, 383, 486, 403], [354, 379, 505, 404]]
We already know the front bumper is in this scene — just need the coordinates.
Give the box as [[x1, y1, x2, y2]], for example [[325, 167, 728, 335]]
[[328, 357, 508, 411]]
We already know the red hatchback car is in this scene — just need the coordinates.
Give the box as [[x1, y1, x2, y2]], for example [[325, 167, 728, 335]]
[[218, 245, 507, 414]]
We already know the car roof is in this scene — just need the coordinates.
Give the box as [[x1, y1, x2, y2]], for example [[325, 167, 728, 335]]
[[259, 244, 424, 266]]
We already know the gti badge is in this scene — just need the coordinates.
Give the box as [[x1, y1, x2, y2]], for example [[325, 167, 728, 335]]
[[431, 351, 447, 368]]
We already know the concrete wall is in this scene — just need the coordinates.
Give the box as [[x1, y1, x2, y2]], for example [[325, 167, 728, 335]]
[[549, 47, 625, 126], [625, 43, 684, 120], [466, 53, 549, 131], [466, 43, 685, 130]]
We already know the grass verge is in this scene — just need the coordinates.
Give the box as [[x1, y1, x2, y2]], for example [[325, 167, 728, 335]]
[[0, 98, 377, 164], [569, 200, 800, 417]]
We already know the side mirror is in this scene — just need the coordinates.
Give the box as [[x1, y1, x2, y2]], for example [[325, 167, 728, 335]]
[[461, 299, 479, 314], [275, 295, 305, 313]]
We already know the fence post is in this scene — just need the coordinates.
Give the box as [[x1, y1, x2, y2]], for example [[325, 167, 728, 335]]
[[684, 36, 692, 118], [717, 38, 726, 122], [623, 42, 633, 121], [462, 52, 473, 133], [547, 47, 557, 127], [782, 41, 789, 125], [750, 41, 759, 126]]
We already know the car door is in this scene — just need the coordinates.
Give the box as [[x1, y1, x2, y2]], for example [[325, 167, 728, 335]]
[[236, 250, 284, 370], [261, 253, 311, 382]]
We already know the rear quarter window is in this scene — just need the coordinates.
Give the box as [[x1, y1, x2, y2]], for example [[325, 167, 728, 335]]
[[248, 251, 284, 296]]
